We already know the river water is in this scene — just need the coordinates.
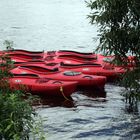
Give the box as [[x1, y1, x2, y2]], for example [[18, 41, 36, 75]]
[[0, 0, 98, 52], [0, 0, 140, 140]]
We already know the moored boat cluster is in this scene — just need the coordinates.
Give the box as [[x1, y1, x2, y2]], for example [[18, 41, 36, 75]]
[[0, 49, 135, 99]]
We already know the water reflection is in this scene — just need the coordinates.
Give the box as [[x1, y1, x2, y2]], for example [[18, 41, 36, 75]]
[[78, 89, 106, 98], [124, 103, 139, 115], [34, 84, 140, 140], [33, 96, 74, 108], [33, 89, 107, 108]]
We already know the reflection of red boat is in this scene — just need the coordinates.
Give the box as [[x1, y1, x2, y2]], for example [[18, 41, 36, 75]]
[[10, 65, 106, 90], [9, 75, 78, 97]]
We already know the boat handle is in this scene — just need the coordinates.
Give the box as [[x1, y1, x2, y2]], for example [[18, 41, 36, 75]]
[[82, 76, 93, 79]]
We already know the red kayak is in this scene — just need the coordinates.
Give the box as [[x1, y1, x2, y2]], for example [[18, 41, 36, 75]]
[[9, 74, 78, 97], [44, 55, 97, 64], [1, 49, 135, 67], [2, 53, 43, 60], [46, 50, 96, 58], [12, 61, 58, 71], [15, 61, 125, 81], [6, 56, 44, 64], [59, 63, 126, 81], [45, 51, 136, 67], [95, 54, 136, 67], [3, 49, 44, 56], [10, 65, 107, 90]]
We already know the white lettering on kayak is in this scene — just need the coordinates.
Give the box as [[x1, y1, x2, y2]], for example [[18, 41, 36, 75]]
[[82, 68, 89, 71], [15, 79, 21, 83]]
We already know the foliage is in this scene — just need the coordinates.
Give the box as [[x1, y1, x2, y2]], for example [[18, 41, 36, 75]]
[[0, 41, 46, 140], [87, 0, 140, 103], [0, 90, 35, 139], [3, 40, 14, 50]]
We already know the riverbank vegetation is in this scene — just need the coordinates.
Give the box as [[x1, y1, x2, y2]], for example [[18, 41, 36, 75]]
[[87, 0, 140, 107], [0, 41, 46, 139]]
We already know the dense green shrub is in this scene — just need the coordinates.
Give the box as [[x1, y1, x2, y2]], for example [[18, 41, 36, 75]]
[[0, 41, 45, 139], [87, 0, 140, 105], [0, 90, 36, 139]]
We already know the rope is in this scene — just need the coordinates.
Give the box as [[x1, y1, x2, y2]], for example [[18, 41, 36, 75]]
[[60, 86, 72, 101]]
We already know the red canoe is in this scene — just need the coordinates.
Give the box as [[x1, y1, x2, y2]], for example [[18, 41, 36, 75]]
[[10, 65, 107, 90], [9, 75, 78, 97]]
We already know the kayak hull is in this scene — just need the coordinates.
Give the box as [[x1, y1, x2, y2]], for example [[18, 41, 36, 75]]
[[59, 64, 126, 81], [10, 65, 107, 90], [9, 76, 78, 98]]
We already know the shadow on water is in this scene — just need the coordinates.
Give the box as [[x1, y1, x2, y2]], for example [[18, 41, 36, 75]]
[[33, 84, 140, 140], [32, 89, 107, 108], [32, 95, 75, 108], [124, 103, 140, 115], [78, 89, 106, 98]]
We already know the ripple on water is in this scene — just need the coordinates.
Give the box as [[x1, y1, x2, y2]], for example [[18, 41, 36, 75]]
[[35, 83, 140, 140]]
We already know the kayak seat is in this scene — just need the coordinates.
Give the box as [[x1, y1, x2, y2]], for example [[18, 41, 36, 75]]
[[58, 54, 97, 60], [8, 53, 43, 59], [63, 71, 81, 76], [59, 50, 94, 55], [20, 65, 59, 72], [60, 62, 102, 67], [13, 73, 39, 77], [45, 63, 58, 66]]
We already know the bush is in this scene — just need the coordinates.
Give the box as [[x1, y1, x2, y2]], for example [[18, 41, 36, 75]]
[[87, 0, 140, 105], [0, 90, 36, 139], [0, 41, 45, 139]]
